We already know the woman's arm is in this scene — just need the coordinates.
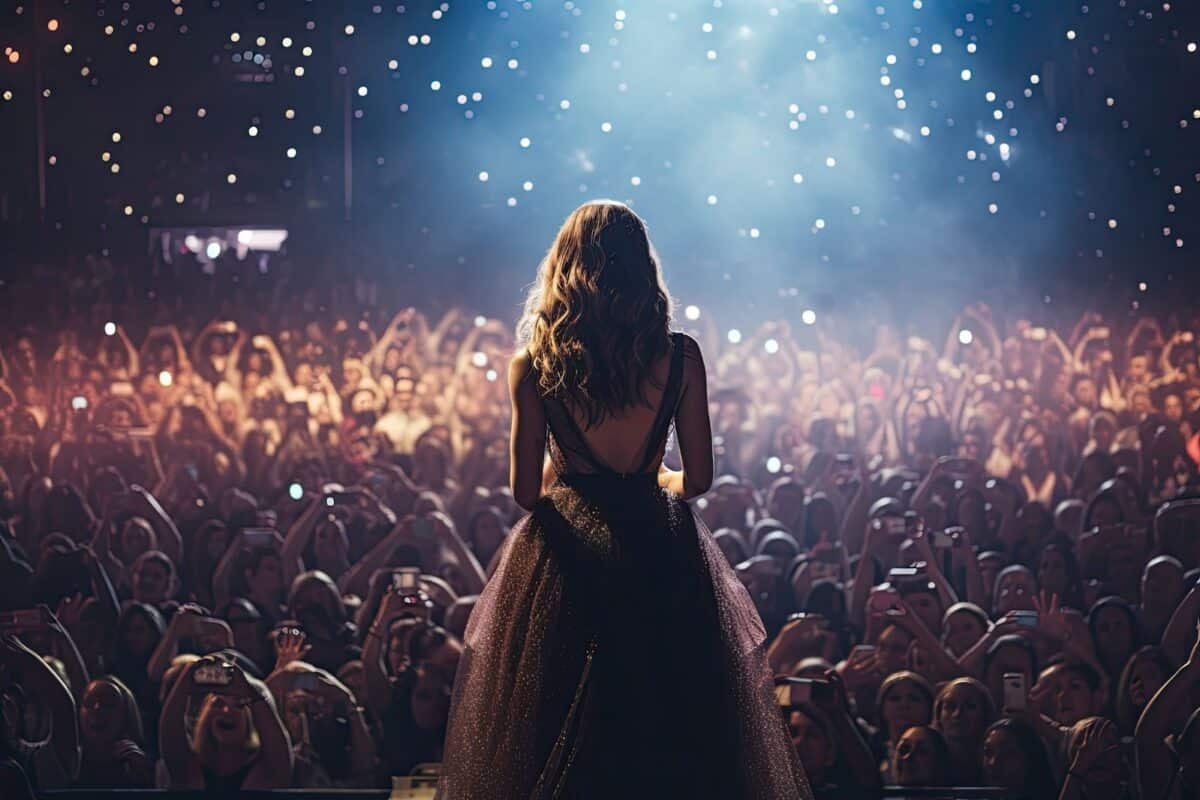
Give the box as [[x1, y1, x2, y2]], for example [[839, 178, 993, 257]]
[[361, 593, 418, 712], [508, 350, 548, 510], [114, 324, 141, 376], [1161, 584, 1200, 667], [665, 334, 713, 500], [838, 467, 873, 558], [279, 497, 325, 586], [337, 518, 416, 599], [159, 658, 201, 787], [429, 512, 487, 595], [1136, 634, 1200, 800], [244, 678, 292, 788], [2, 634, 80, 779]]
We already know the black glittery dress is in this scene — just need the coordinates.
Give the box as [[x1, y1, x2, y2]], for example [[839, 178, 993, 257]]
[[435, 333, 811, 799]]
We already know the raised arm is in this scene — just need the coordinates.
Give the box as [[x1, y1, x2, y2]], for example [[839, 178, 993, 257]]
[[1136, 633, 1200, 800], [1161, 583, 1200, 667], [253, 334, 294, 394], [280, 497, 326, 586], [337, 517, 416, 599], [661, 334, 713, 500], [1, 634, 80, 779]]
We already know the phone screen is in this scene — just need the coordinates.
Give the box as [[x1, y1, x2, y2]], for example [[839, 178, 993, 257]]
[[1012, 611, 1039, 628], [1002, 673, 1027, 712], [194, 662, 234, 687], [392, 568, 420, 591], [242, 529, 277, 549]]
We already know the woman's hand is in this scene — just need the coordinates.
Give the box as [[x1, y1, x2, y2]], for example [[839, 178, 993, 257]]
[[273, 628, 311, 671]]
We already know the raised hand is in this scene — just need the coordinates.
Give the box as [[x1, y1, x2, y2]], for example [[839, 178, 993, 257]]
[[274, 627, 312, 670]]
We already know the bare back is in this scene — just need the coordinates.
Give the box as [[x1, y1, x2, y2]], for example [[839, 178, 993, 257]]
[[560, 343, 677, 474], [508, 332, 713, 507]]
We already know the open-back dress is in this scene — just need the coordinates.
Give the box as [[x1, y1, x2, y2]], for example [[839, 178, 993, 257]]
[[435, 332, 811, 799]]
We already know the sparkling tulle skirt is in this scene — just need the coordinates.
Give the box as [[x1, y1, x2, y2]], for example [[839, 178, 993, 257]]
[[435, 474, 811, 799]]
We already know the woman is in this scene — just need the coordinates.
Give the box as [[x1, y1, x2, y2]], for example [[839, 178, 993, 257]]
[[287, 571, 358, 674], [436, 201, 810, 798], [462, 508, 508, 569], [982, 718, 1058, 799], [1036, 538, 1084, 611], [941, 602, 989, 658], [785, 705, 838, 793], [876, 671, 934, 779], [891, 725, 950, 788], [75, 677, 152, 788], [932, 677, 994, 785], [1088, 596, 1140, 682], [1114, 645, 1170, 736], [159, 656, 291, 790], [1059, 717, 1130, 800], [111, 603, 165, 747]]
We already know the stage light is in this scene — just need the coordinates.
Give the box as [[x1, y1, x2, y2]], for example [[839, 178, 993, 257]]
[[684, 305, 701, 320]]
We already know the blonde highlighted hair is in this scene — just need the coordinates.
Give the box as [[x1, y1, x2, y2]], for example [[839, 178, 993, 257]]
[[190, 692, 263, 763], [517, 200, 673, 428]]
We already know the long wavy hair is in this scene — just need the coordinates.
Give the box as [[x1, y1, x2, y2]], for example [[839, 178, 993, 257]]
[[517, 200, 673, 428]]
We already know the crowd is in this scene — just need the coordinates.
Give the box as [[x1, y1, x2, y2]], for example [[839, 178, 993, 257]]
[[2, 255, 1200, 799]]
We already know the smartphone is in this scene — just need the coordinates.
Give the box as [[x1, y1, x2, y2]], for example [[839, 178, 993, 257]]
[[392, 568, 421, 592], [868, 587, 901, 615], [324, 490, 358, 508], [109, 381, 135, 397], [0, 608, 48, 632], [888, 567, 920, 582], [1012, 610, 1039, 629], [242, 528, 278, 550], [1002, 672, 1027, 712], [848, 645, 876, 663], [930, 528, 960, 549], [193, 661, 235, 687], [775, 677, 833, 708]]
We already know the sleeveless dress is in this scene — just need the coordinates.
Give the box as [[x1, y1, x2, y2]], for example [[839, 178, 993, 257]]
[[435, 333, 811, 799]]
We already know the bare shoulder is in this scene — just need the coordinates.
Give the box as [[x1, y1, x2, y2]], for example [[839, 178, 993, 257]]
[[674, 332, 706, 366], [508, 348, 537, 391]]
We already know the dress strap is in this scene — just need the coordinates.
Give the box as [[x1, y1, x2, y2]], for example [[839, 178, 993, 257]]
[[540, 332, 686, 476], [631, 332, 687, 475], [542, 389, 610, 474]]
